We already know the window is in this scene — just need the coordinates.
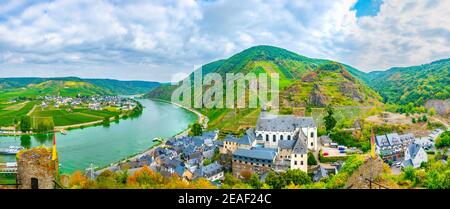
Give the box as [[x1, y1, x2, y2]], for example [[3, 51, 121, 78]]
[[311, 142, 313, 146], [280, 135, 284, 140], [301, 161, 303, 165], [266, 134, 269, 141], [288, 135, 291, 140], [273, 135, 276, 142], [301, 154, 303, 158], [294, 154, 297, 157], [294, 161, 297, 165], [311, 132, 314, 138]]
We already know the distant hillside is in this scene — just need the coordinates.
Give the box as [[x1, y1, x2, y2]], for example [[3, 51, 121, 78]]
[[0, 79, 112, 101], [148, 45, 380, 106], [367, 58, 450, 106], [86, 79, 160, 95], [0, 77, 160, 100], [147, 45, 382, 130]]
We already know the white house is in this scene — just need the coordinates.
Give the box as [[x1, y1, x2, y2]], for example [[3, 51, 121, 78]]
[[254, 111, 318, 151], [402, 143, 428, 168], [201, 162, 224, 182]]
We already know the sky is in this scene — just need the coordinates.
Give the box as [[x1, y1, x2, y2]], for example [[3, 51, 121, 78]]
[[0, 0, 449, 82]]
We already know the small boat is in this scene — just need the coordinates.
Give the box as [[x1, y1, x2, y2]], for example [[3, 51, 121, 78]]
[[152, 137, 164, 143], [60, 129, 68, 135], [0, 146, 24, 155]]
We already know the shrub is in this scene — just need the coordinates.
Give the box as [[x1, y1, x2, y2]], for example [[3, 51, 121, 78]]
[[307, 152, 317, 165]]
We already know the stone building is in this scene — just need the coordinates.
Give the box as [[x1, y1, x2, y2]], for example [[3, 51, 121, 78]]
[[225, 110, 317, 177], [375, 133, 415, 162], [16, 147, 57, 189]]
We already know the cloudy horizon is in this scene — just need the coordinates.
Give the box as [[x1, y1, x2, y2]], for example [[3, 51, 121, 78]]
[[1, 0, 449, 82]]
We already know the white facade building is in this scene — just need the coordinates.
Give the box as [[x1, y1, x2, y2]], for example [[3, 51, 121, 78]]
[[402, 143, 428, 168]]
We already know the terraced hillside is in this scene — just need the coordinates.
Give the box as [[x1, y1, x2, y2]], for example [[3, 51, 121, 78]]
[[147, 45, 382, 131]]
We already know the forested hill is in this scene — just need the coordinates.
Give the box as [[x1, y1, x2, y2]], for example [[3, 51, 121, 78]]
[[366, 58, 450, 106], [0, 77, 160, 96]]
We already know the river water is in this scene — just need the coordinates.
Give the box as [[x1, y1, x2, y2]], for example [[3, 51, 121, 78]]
[[0, 99, 197, 174]]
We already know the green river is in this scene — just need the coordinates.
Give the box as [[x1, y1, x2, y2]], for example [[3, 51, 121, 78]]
[[0, 99, 197, 174]]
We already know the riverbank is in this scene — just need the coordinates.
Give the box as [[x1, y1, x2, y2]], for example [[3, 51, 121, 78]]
[[94, 99, 208, 174], [1, 99, 197, 174], [0, 101, 143, 136]]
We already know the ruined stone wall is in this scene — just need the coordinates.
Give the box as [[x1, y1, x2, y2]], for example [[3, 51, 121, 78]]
[[16, 147, 56, 189]]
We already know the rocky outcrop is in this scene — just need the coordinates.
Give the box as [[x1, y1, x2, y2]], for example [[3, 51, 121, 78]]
[[425, 99, 450, 116], [341, 68, 355, 82], [308, 84, 329, 107], [301, 72, 318, 82], [340, 82, 364, 103]]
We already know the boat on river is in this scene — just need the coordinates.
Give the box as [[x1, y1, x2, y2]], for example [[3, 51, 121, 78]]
[[0, 146, 24, 155], [152, 137, 164, 143], [60, 129, 68, 135]]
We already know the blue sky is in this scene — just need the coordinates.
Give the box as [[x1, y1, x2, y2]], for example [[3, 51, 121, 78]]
[[0, 0, 449, 81], [352, 0, 383, 17]]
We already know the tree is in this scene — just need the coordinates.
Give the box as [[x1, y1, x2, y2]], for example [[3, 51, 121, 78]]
[[265, 171, 286, 189], [20, 135, 31, 149], [428, 107, 436, 116], [249, 173, 262, 189], [435, 131, 450, 148], [283, 169, 312, 186], [19, 116, 32, 132], [203, 158, 212, 166], [307, 152, 317, 165], [240, 169, 253, 180], [188, 122, 203, 136], [323, 105, 337, 133], [412, 118, 416, 123], [421, 115, 428, 122], [103, 117, 110, 127]]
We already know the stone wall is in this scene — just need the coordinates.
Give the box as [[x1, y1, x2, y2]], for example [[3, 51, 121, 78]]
[[16, 147, 57, 189], [232, 160, 271, 178]]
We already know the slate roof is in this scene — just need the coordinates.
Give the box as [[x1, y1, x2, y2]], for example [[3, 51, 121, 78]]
[[292, 131, 308, 154], [201, 162, 223, 177], [174, 165, 185, 177], [224, 132, 256, 145], [202, 131, 218, 139], [256, 112, 316, 132], [402, 159, 413, 167], [233, 148, 277, 162], [376, 132, 415, 148], [224, 135, 242, 143], [313, 166, 329, 182], [278, 140, 296, 149], [406, 143, 422, 159]]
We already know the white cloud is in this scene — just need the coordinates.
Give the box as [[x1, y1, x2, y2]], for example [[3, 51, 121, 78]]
[[0, 0, 449, 81]]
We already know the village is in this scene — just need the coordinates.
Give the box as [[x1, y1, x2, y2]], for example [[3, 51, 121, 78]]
[[84, 109, 448, 187], [38, 95, 138, 111], [0, 95, 140, 136]]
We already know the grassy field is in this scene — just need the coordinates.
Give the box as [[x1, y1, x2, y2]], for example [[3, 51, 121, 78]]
[[0, 174, 16, 185], [0, 98, 125, 129], [73, 109, 120, 118], [0, 101, 37, 127], [30, 109, 108, 127]]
